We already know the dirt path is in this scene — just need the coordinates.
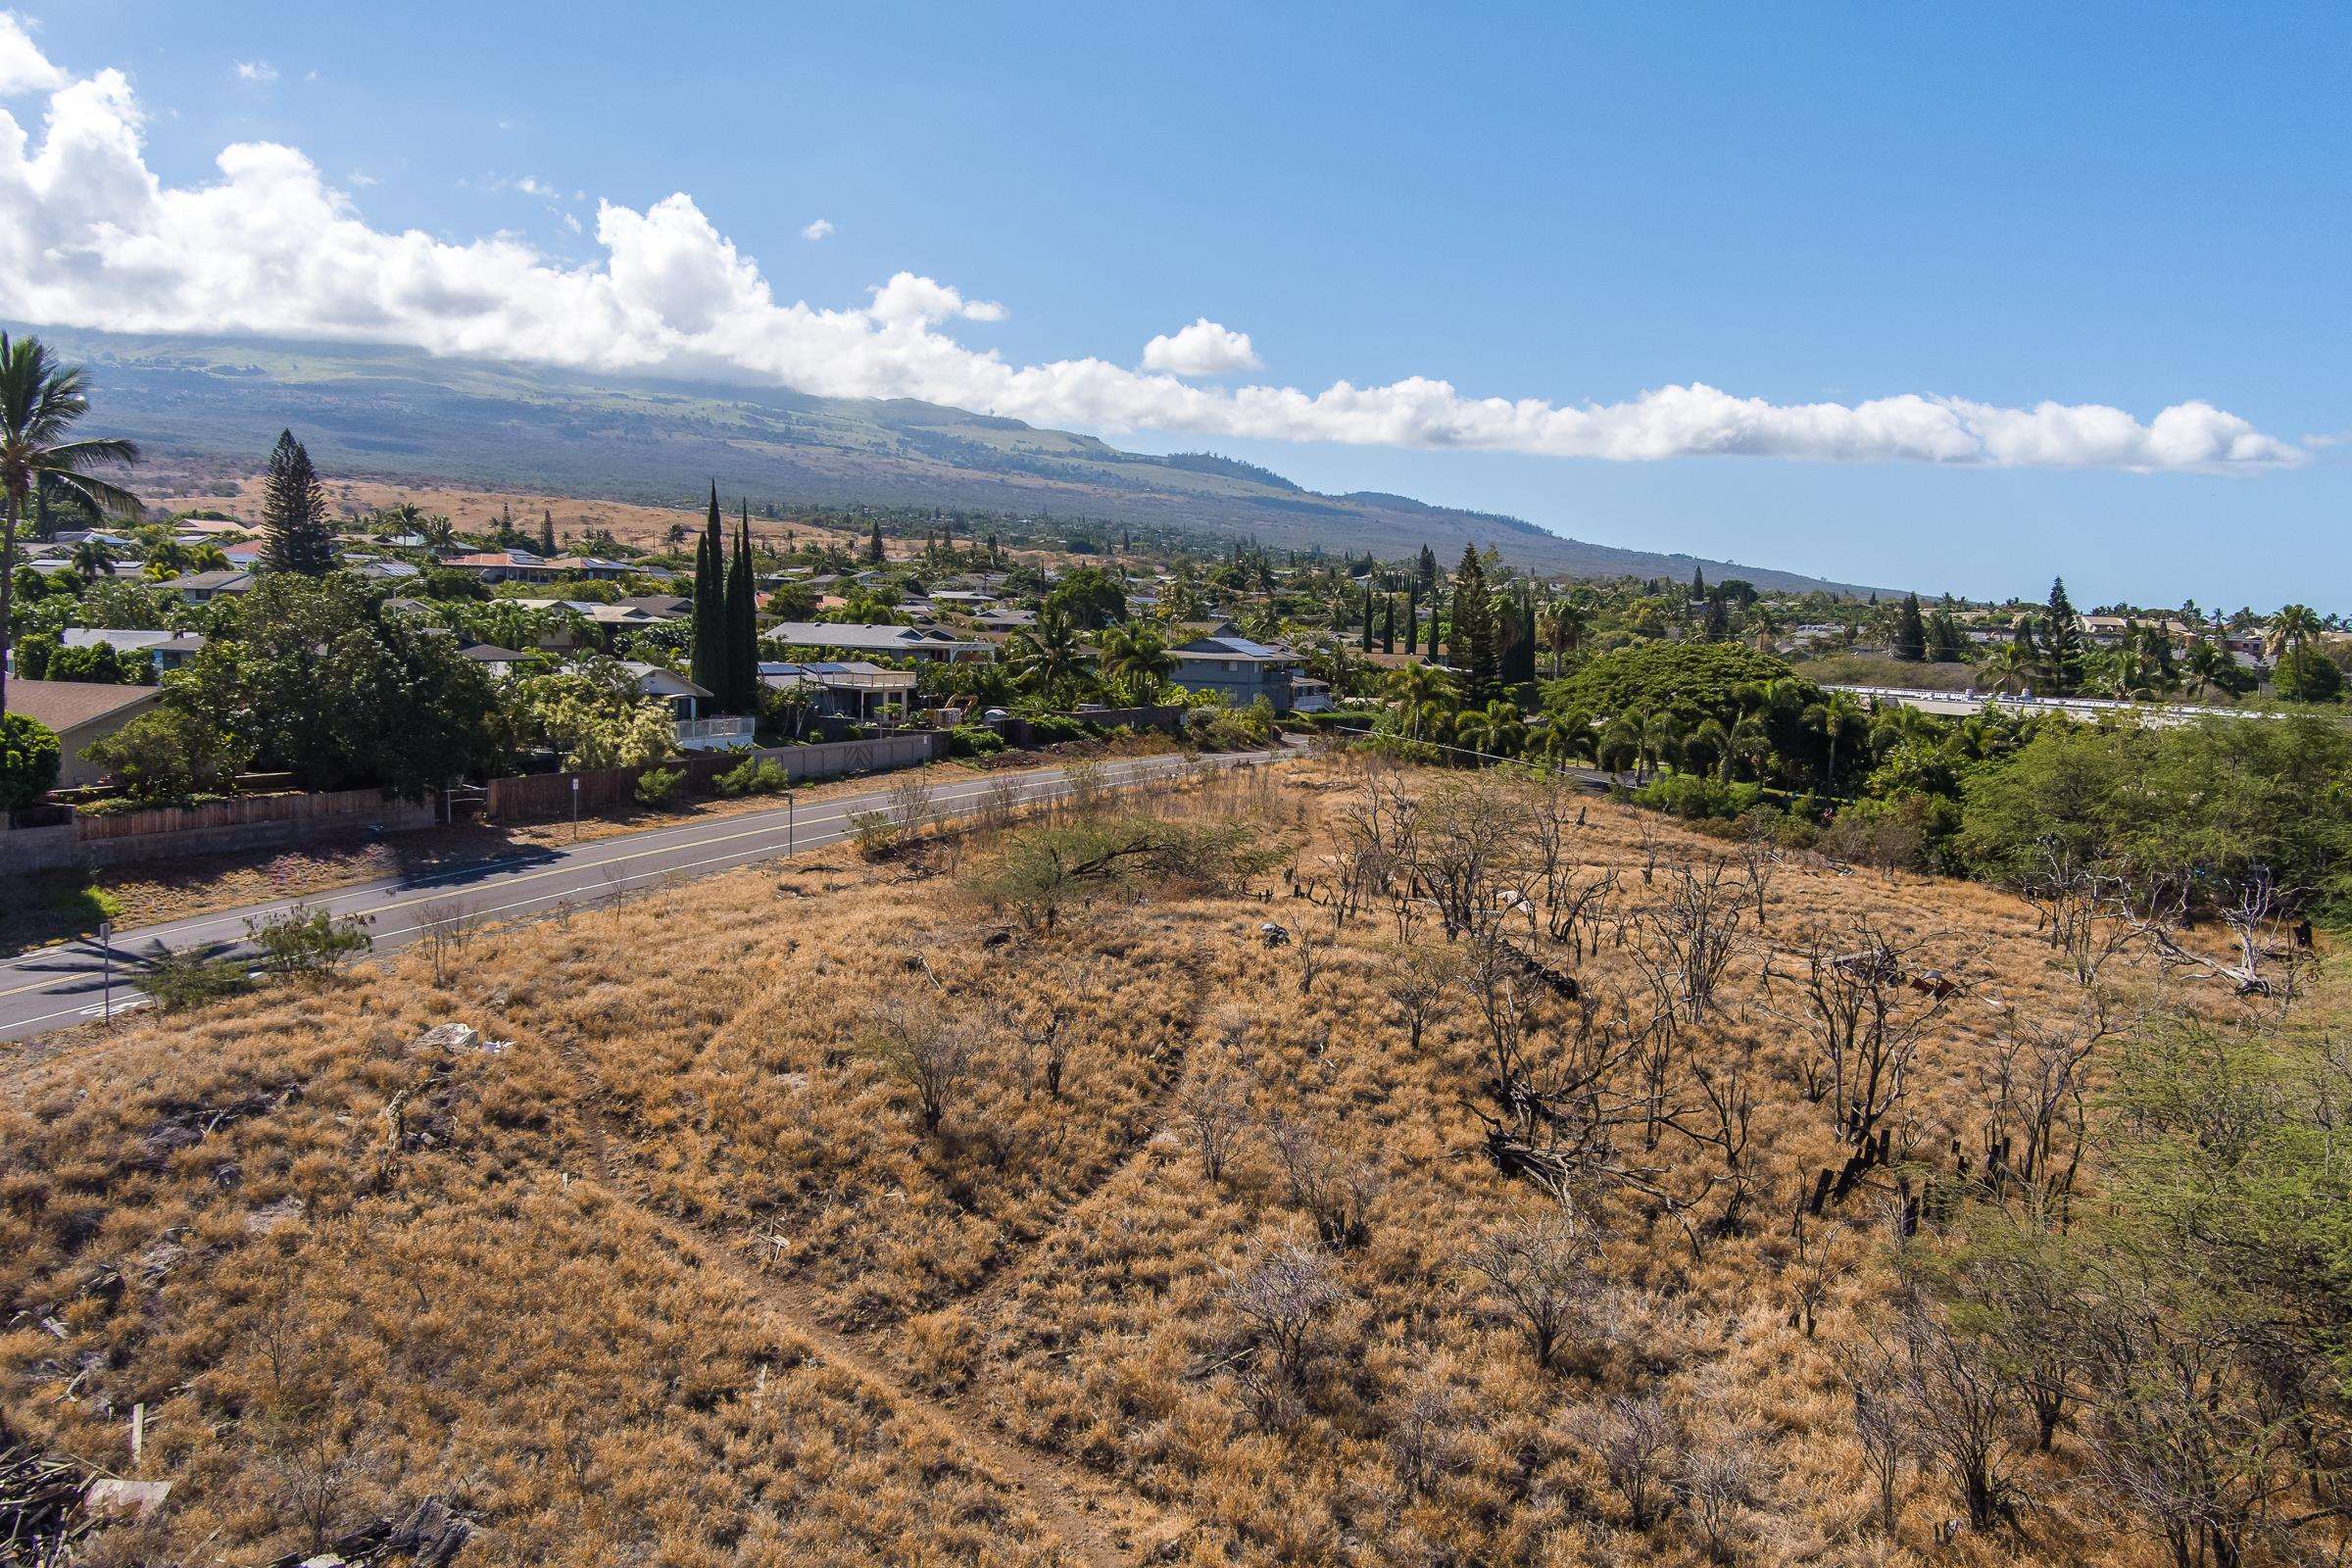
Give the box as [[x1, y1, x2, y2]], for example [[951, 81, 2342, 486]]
[[632, 1200, 1191, 1568], [564, 1075, 1195, 1568]]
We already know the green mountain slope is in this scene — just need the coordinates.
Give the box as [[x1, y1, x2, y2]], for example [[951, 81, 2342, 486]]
[[24, 327, 1880, 592]]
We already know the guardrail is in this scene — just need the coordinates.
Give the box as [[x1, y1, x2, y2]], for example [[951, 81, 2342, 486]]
[[1824, 684, 2269, 722]]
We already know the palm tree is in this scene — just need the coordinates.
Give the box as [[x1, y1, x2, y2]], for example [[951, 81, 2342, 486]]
[[1638, 710, 1685, 784], [184, 544, 232, 573], [1013, 606, 1086, 707], [1535, 599, 1587, 676], [1384, 662, 1457, 742], [1527, 707, 1589, 765], [1, 333, 141, 716], [1728, 714, 1772, 782], [2183, 638, 2230, 700], [1975, 642, 2033, 696], [1688, 716, 1733, 781], [1097, 623, 1174, 698], [140, 537, 191, 579], [1806, 691, 1868, 793], [2268, 604, 2324, 663], [1453, 699, 1525, 760], [1596, 716, 1642, 778], [67, 537, 119, 585]]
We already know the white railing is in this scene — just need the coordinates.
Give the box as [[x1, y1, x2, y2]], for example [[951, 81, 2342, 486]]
[[674, 715, 757, 747]]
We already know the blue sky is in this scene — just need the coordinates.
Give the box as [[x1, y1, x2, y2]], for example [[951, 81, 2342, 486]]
[[12, 1, 2350, 606]]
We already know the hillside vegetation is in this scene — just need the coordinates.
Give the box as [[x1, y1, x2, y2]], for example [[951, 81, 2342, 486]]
[[0, 757, 2337, 1566]]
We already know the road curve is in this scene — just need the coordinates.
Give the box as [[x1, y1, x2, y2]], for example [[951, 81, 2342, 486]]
[[0, 749, 1276, 1045]]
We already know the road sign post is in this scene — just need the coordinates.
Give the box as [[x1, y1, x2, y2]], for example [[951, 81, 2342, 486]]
[[99, 919, 113, 1026], [571, 775, 581, 843]]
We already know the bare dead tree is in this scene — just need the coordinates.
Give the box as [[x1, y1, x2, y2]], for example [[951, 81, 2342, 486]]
[[1675, 1434, 1768, 1565], [1386, 942, 1459, 1054], [414, 898, 480, 988], [1267, 1117, 1387, 1250], [1971, 995, 2118, 1222], [1176, 1064, 1251, 1184], [1581, 1395, 1681, 1530], [2019, 842, 2144, 988], [1217, 1239, 1347, 1398], [1833, 1337, 1907, 1537], [1878, 1288, 2026, 1535], [858, 993, 982, 1135], [1464, 1205, 1598, 1371], [1761, 921, 1959, 1183], [1383, 1372, 1469, 1501], [1736, 822, 1780, 929], [1638, 857, 1748, 1024], [2135, 865, 2310, 1006]]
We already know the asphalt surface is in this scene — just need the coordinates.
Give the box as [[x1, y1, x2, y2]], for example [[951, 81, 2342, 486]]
[[0, 749, 1274, 1045]]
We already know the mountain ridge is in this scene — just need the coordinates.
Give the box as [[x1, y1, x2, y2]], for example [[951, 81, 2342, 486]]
[[15, 325, 1887, 595]]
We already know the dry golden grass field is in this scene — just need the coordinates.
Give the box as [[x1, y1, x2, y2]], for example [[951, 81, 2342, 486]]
[[145, 465, 858, 557], [0, 756, 2305, 1566]]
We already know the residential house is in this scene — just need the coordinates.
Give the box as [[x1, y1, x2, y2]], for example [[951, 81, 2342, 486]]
[[8, 680, 166, 788], [158, 569, 256, 605], [1169, 633, 1299, 713], [760, 661, 919, 723], [61, 628, 206, 674], [619, 661, 753, 750], [438, 550, 560, 585], [763, 621, 996, 662], [456, 643, 534, 680]]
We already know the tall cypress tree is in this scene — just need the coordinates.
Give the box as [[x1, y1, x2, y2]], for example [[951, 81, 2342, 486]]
[[726, 504, 758, 711], [1361, 582, 1376, 649], [1417, 544, 1438, 596], [2038, 577, 2086, 695], [1404, 583, 1419, 656], [1382, 593, 1396, 654], [865, 519, 885, 564], [540, 508, 556, 556], [691, 481, 723, 694], [260, 429, 336, 575]]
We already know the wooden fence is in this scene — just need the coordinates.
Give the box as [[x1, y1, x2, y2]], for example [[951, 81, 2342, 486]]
[[482, 732, 941, 823], [72, 785, 406, 842]]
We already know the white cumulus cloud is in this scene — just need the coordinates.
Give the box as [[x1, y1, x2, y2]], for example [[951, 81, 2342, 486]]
[[0, 20, 2304, 474], [232, 59, 277, 85], [801, 217, 834, 241], [1143, 317, 1261, 376]]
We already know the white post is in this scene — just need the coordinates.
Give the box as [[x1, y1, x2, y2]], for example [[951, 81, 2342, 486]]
[[99, 918, 113, 1026], [131, 1401, 144, 1467], [786, 791, 795, 854], [570, 774, 580, 842]]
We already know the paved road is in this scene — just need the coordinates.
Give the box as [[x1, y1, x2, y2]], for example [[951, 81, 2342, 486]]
[[0, 750, 1274, 1045]]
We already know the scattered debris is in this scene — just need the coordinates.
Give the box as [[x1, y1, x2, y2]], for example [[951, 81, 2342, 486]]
[[412, 1023, 479, 1054], [243, 1196, 307, 1237], [261, 1495, 475, 1567], [83, 1476, 172, 1521]]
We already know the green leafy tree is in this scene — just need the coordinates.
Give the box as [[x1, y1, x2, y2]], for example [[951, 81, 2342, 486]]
[[0, 333, 142, 719], [259, 429, 336, 575], [1044, 564, 1128, 630], [171, 574, 501, 797], [81, 707, 252, 806], [2272, 645, 2343, 704], [0, 711, 59, 808]]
